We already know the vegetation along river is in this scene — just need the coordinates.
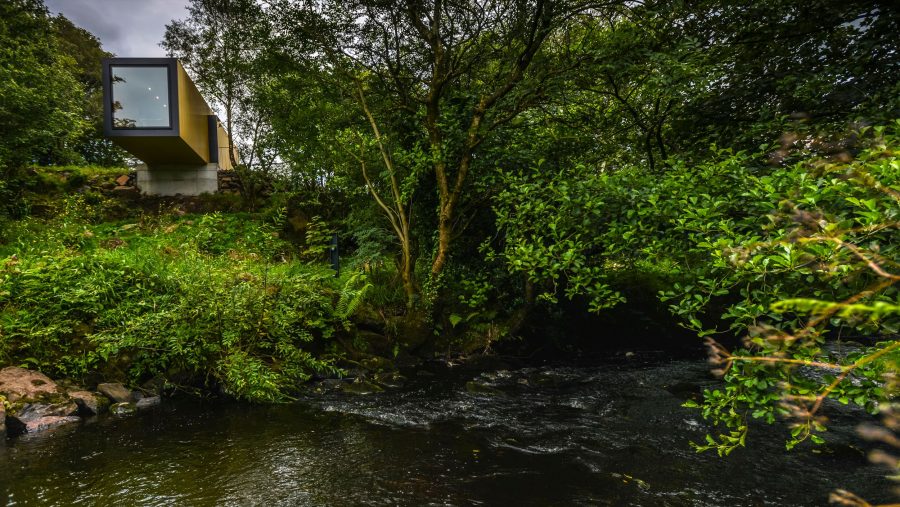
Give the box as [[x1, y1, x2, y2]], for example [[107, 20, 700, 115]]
[[0, 352, 891, 506]]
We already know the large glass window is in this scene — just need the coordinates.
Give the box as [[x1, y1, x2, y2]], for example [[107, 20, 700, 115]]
[[110, 66, 171, 128]]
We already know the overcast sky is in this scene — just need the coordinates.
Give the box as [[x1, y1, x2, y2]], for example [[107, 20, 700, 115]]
[[45, 0, 190, 57]]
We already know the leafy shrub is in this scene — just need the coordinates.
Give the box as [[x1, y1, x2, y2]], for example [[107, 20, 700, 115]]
[[0, 205, 359, 402]]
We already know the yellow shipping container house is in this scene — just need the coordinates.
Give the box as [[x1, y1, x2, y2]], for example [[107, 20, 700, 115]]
[[102, 58, 236, 195]]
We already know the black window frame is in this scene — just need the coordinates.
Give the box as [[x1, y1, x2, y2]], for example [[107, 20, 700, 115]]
[[102, 58, 180, 137]]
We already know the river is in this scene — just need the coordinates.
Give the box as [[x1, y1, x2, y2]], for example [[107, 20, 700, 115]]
[[0, 353, 892, 506]]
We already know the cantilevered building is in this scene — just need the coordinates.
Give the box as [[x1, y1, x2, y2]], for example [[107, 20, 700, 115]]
[[102, 58, 236, 195]]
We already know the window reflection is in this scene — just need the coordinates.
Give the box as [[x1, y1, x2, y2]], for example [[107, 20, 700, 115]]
[[111, 66, 171, 128]]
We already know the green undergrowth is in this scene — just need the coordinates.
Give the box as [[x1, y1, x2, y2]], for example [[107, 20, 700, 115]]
[[1, 165, 128, 219], [0, 187, 364, 402]]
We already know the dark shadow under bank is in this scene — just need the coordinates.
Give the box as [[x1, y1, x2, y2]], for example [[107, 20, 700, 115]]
[[494, 290, 705, 365]]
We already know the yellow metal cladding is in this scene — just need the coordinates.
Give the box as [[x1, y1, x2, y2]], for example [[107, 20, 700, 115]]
[[176, 62, 212, 163], [111, 136, 205, 164], [216, 120, 236, 170]]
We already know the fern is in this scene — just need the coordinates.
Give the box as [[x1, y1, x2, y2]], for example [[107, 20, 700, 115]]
[[335, 271, 373, 323]]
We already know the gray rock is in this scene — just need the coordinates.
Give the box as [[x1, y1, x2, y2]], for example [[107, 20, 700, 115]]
[[68, 390, 109, 416], [110, 402, 137, 416], [6, 400, 79, 435], [135, 396, 161, 409], [0, 398, 5, 436], [14, 400, 78, 418], [0, 367, 60, 402], [97, 383, 133, 403], [23, 416, 80, 433]]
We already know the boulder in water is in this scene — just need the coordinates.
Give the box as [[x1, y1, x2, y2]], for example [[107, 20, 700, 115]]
[[394, 351, 424, 369], [356, 330, 392, 357], [97, 383, 134, 403], [5, 398, 80, 435], [341, 380, 384, 395], [136, 396, 161, 410], [304, 378, 346, 395], [68, 390, 109, 416], [110, 402, 137, 416], [319, 378, 345, 389], [0, 366, 60, 402], [0, 367, 82, 435], [21, 416, 80, 433]]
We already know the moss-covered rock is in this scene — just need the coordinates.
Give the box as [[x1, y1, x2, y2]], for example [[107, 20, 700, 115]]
[[110, 402, 137, 416], [465, 380, 505, 396], [0, 366, 61, 402], [340, 380, 384, 395], [97, 383, 134, 403], [68, 390, 110, 416], [0, 367, 84, 435], [5, 397, 80, 435]]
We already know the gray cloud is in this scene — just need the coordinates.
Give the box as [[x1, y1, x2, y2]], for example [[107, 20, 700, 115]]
[[45, 0, 190, 57]]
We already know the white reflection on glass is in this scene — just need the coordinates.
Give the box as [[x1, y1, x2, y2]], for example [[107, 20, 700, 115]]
[[111, 66, 170, 128]]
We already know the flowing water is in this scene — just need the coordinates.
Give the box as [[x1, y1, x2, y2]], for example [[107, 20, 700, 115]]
[[0, 353, 893, 506]]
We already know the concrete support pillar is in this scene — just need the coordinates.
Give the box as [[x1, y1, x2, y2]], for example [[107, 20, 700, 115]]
[[135, 163, 219, 196]]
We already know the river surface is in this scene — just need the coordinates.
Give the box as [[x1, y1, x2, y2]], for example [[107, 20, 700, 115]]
[[0, 353, 893, 506]]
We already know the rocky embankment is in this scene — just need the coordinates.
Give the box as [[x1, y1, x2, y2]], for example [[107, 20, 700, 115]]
[[0, 367, 160, 438]]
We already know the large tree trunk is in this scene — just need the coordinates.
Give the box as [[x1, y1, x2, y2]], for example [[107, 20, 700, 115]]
[[432, 211, 452, 277]]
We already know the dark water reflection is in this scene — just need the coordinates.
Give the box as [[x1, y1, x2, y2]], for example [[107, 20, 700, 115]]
[[0, 356, 892, 506]]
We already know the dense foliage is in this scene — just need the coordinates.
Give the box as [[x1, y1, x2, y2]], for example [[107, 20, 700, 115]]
[[0, 0, 85, 215], [0, 173, 363, 401], [0, 0, 126, 217], [493, 124, 900, 452]]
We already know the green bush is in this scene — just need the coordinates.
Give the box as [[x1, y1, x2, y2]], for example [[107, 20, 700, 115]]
[[0, 204, 359, 402]]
